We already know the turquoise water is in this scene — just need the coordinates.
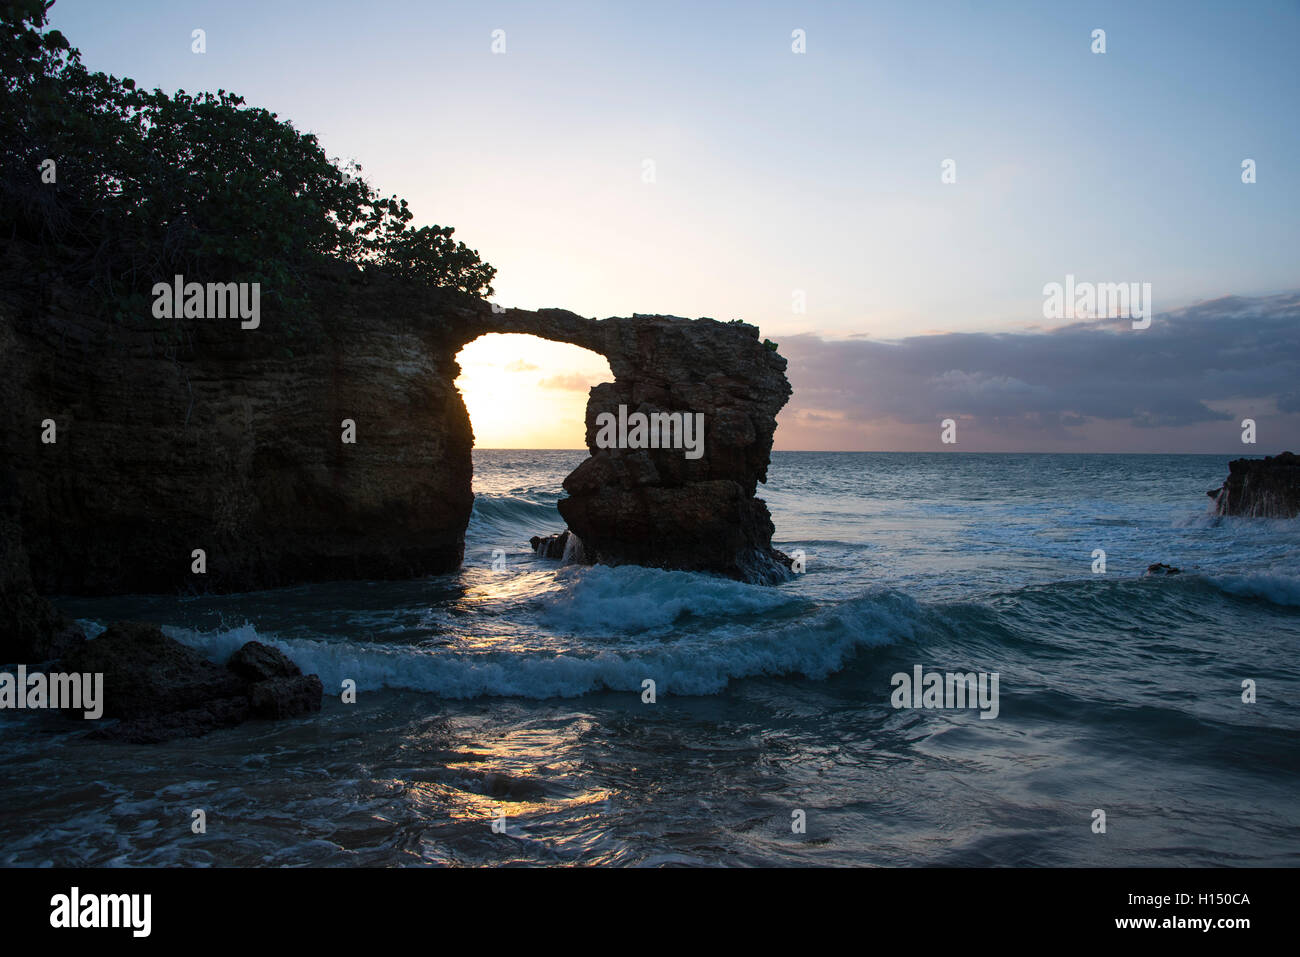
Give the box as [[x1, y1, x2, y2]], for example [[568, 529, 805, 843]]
[[3, 451, 1298, 865]]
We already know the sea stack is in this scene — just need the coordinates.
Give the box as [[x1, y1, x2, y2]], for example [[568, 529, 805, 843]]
[[1207, 451, 1300, 518]]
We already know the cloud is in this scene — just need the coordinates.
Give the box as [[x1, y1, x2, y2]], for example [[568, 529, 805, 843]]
[[537, 373, 596, 391], [505, 360, 539, 372], [776, 293, 1300, 450]]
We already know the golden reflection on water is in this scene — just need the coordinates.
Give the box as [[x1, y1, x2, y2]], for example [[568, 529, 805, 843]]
[[450, 567, 579, 653], [391, 730, 613, 827], [460, 568, 561, 605]]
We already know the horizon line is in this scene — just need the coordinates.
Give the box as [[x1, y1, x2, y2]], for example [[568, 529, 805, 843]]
[[470, 448, 1280, 456]]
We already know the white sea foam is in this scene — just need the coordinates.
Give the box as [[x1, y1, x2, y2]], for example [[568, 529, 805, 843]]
[[156, 587, 916, 699], [538, 563, 802, 634]]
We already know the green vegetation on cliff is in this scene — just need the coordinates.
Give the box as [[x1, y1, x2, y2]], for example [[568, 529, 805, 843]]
[[0, 0, 495, 323]]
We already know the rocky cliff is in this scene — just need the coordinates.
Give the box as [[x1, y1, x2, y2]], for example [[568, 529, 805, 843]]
[[1207, 451, 1300, 518], [0, 238, 791, 659], [486, 309, 792, 581]]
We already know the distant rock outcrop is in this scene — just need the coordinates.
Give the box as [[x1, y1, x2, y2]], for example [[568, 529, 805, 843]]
[[1207, 451, 1300, 518]]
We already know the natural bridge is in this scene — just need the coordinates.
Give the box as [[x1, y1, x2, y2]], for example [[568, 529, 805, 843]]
[[0, 245, 792, 625], [471, 307, 792, 581]]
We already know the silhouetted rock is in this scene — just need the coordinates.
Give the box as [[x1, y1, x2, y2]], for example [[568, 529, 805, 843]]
[[1146, 563, 1182, 576], [1207, 451, 1300, 517], [227, 640, 302, 682], [0, 586, 85, 664], [0, 474, 85, 664], [529, 531, 571, 559], [99, 698, 254, 745], [59, 621, 246, 720], [540, 313, 792, 581], [55, 622, 322, 742], [248, 674, 324, 719]]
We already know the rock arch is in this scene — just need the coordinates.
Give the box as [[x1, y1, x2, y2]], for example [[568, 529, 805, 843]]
[[455, 306, 793, 581], [0, 248, 792, 598]]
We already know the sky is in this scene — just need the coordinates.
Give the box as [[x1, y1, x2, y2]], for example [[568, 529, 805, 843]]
[[46, 0, 1300, 451]]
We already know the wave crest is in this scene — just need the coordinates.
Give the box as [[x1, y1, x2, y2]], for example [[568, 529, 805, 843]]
[[159, 589, 919, 699]]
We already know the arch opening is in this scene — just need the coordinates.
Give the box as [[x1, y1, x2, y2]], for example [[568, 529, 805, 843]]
[[446, 311, 791, 583], [453, 333, 611, 451], [452, 332, 611, 571]]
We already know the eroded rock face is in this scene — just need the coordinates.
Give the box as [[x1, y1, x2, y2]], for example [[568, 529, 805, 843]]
[[1207, 452, 1300, 518], [1, 245, 477, 596], [0, 237, 791, 606], [0, 473, 85, 664], [486, 311, 793, 580]]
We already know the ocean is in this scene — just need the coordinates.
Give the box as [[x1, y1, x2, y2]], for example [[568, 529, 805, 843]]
[[4, 451, 1298, 866]]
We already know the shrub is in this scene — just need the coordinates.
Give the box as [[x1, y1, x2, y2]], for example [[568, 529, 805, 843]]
[[0, 0, 495, 324]]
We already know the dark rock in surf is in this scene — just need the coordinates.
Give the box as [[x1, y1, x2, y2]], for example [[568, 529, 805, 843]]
[[55, 622, 322, 742], [96, 697, 255, 745], [529, 530, 571, 560], [248, 674, 324, 720], [227, 639, 303, 682], [1145, 563, 1182, 576], [1207, 451, 1300, 518]]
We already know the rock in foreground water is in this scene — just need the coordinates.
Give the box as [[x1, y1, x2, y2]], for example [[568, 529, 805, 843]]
[[56, 624, 322, 743]]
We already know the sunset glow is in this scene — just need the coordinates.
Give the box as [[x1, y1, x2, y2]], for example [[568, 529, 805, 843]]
[[454, 334, 612, 448]]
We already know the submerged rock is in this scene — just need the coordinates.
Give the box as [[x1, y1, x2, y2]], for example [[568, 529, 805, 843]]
[[55, 623, 322, 743], [1207, 451, 1300, 518]]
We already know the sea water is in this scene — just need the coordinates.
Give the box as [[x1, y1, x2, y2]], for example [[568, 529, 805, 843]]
[[3, 451, 1297, 866]]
